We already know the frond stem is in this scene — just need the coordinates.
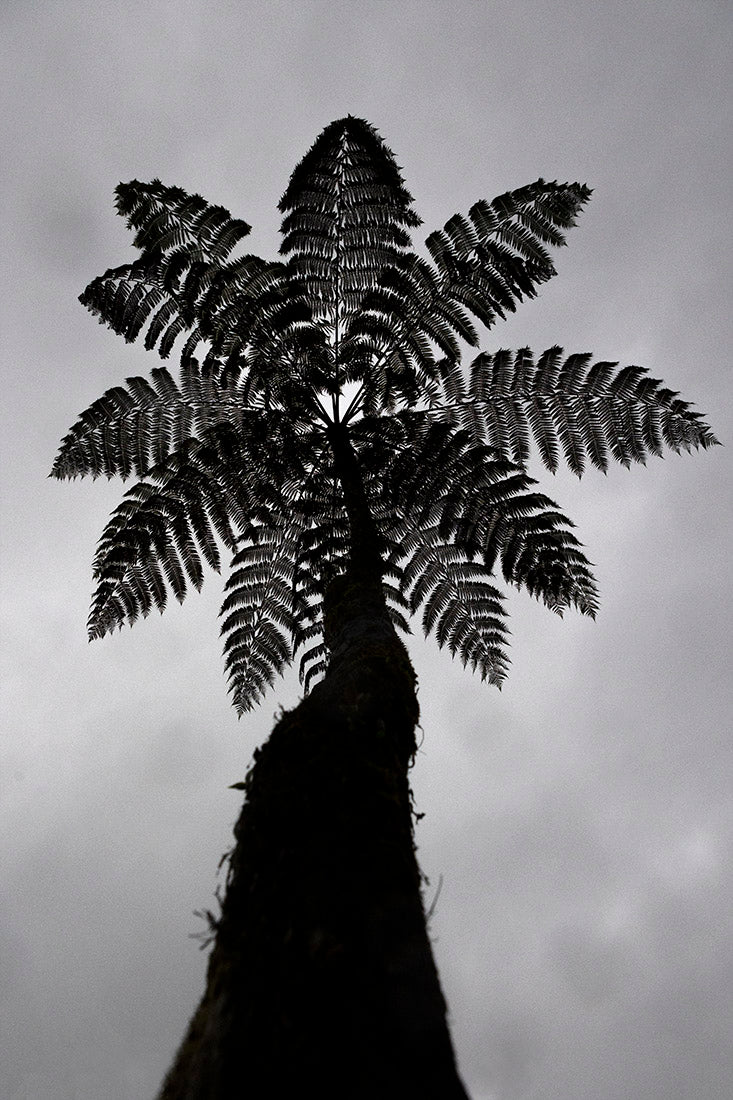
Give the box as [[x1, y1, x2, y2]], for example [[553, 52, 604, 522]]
[[341, 381, 367, 425], [327, 421, 385, 584]]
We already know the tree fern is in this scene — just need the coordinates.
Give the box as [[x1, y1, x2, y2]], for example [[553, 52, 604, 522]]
[[53, 116, 718, 714]]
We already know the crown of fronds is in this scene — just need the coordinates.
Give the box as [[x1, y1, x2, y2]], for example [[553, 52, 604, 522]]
[[53, 116, 719, 714]]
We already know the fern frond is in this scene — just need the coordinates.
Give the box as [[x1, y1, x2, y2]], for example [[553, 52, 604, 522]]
[[279, 116, 420, 368], [220, 523, 305, 714], [221, 444, 350, 712], [50, 362, 291, 482], [52, 366, 190, 480], [393, 528, 510, 684], [80, 184, 297, 377], [79, 259, 177, 351], [372, 416, 598, 619], [426, 180, 592, 332], [115, 179, 251, 263], [86, 443, 247, 640], [85, 412, 305, 641], [456, 347, 720, 474]]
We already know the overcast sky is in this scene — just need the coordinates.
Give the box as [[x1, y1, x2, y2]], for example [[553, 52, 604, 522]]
[[1, 2, 731, 1098]]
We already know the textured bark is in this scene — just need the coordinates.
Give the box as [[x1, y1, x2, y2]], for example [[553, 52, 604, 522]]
[[157, 571, 469, 1099]]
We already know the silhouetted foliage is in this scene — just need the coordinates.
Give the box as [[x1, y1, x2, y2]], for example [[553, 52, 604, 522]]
[[53, 116, 718, 712]]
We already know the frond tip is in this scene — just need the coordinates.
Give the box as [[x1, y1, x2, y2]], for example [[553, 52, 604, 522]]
[[443, 347, 720, 475], [426, 180, 592, 334], [220, 523, 306, 715], [400, 533, 511, 685]]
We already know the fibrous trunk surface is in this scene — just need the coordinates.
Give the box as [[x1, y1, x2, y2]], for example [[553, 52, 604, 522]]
[[158, 571, 469, 1099]]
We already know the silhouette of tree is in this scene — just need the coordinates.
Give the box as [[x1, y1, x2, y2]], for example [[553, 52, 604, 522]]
[[53, 117, 717, 1099]]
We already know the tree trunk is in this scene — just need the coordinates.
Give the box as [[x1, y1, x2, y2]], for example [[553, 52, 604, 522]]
[[157, 572, 469, 1098], [157, 424, 470, 1098]]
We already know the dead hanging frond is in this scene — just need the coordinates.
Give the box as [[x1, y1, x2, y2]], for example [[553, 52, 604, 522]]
[[189, 884, 224, 951], [425, 873, 444, 930]]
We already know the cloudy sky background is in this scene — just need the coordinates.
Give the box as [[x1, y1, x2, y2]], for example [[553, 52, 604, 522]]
[[1, 2, 731, 1098]]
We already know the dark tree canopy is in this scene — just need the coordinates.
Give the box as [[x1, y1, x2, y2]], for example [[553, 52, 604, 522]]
[[52, 116, 718, 714]]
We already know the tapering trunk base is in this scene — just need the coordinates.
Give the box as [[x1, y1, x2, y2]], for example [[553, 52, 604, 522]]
[[158, 577, 469, 1099]]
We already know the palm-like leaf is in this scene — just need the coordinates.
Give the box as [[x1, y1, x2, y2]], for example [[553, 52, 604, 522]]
[[54, 116, 718, 713], [87, 436, 243, 639], [426, 180, 592, 333], [220, 522, 310, 712], [439, 347, 720, 474]]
